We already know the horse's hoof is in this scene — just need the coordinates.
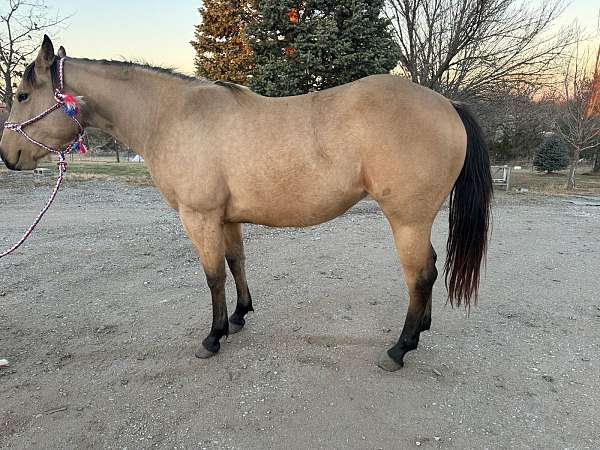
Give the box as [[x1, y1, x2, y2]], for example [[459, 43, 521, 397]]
[[229, 314, 245, 334], [195, 347, 218, 359], [229, 320, 244, 334], [377, 351, 404, 372]]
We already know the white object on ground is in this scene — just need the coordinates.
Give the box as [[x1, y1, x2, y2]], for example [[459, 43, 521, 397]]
[[0, 359, 9, 368]]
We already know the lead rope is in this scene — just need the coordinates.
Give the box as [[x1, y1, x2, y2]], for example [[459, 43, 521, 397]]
[[1, 57, 85, 259], [0, 153, 67, 258]]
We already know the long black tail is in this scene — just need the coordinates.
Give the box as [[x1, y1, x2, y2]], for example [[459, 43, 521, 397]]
[[444, 102, 493, 308]]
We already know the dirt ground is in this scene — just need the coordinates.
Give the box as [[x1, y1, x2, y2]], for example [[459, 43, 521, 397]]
[[1, 172, 599, 450]]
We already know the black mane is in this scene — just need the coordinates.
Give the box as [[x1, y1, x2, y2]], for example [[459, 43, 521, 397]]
[[23, 57, 247, 94], [76, 58, 247, 93], [75, 58, 197, 82]]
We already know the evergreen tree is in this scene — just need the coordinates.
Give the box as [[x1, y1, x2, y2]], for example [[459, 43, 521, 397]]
[[533, 134, 569, 173], [191, 1, 257, 84], [247, 0, 400, 96]]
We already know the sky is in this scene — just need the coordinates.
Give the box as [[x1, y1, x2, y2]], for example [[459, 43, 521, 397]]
[[50, 0, 201, 74], [48, 0, 599, 75]]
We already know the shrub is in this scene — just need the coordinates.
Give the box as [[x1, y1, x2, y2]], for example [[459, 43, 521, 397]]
[[533, 134, 569, 173]]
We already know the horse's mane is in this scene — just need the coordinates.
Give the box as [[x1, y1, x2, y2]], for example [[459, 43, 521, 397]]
[[75, 58, 197, 81], [23, 57, 247, 94], [74, 58, 247, 93]]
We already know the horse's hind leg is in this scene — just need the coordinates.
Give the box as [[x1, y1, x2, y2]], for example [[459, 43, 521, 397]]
[[421, 245, 437, 332], [224, 223, 253, 333], [378, 219, 438, 371]]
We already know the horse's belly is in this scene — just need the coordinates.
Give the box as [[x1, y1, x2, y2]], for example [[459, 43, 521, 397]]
[[225, 185, 367, 227], [223, 141, 366, 227]]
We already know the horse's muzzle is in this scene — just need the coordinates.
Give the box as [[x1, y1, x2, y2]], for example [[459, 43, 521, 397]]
[[0, 148, 21, 171]]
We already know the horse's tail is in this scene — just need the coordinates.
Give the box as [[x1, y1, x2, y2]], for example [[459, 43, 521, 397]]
[[444, 102, 493, 308]]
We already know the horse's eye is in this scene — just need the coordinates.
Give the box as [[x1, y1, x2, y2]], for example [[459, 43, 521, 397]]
[[17, 92, 29, 103]]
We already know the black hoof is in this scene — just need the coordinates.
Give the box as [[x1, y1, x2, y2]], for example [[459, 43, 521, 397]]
[[377, 351, 404, 372], [229, 314, 246, 334], [229, 321, 244, 334], [195, 346, 218, 359], [197, 335, 220, 359]]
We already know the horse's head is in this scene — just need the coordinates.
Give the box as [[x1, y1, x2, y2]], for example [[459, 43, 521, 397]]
[[0, 36, 77, 171]]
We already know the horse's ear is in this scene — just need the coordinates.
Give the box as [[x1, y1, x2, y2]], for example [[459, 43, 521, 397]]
[[58, 46, 67, 58], [35, 35, 55, 71]]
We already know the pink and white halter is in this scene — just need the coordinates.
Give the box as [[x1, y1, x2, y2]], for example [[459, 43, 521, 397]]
[[4, 57, 86, 155], [1, 57, 86, 258]]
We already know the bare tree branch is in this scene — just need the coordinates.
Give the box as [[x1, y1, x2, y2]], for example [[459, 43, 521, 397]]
[[385, 0, 578, 100], [553, 37, 600, 189]]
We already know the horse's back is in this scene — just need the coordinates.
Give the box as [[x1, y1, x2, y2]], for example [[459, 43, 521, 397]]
[[188, 75, 467, 227]]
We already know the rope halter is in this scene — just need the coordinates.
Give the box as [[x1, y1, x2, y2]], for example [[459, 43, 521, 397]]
[[1, 57, 86, 259], [4, 57, 87, 158]]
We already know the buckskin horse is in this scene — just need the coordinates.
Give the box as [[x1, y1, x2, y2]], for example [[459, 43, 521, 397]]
[[0, 36, 492, 371]]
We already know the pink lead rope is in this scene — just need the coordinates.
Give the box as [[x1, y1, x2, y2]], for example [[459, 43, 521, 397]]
[[0, 155, 67, 258], [1, 57, 85, 259]]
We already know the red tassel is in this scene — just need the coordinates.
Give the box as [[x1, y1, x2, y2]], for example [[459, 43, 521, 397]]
[[78, 137, 87, 154]]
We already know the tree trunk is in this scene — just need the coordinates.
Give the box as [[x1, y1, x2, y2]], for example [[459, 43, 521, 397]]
[[593, 147, 600, 173], [566, 146, 581, 190], [3, 70, 13, 111], [114, 138, 120, 163]]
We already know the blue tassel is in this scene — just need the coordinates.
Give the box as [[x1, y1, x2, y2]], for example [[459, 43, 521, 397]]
[[62, 104, 78, 117]]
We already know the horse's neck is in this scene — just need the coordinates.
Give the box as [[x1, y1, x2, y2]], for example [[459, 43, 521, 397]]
[[63, 59, 181, 157]]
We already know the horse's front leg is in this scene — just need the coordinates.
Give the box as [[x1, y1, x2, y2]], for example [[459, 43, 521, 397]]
[[179, 209, 228, 359], [224, 223, 253, 334]]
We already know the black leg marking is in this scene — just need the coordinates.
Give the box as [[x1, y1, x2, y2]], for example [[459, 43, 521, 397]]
[[420, 244, 436, 332], [380, 248, 438, 371], [421, 300, 432, 332], [226, 255, 253, 334], [197, 271, 228, 358]]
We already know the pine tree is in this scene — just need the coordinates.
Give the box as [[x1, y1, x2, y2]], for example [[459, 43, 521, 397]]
[[533, 134, 569, 174], [191, 1, 257, 85], [247, 0, 400, 96]]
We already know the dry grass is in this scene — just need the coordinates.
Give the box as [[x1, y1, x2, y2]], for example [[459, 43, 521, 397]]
[[39, 159, 153, 185], [3, 158, 599, 196], [508, 166, 600, 196], [1, 159, 152, 185]]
